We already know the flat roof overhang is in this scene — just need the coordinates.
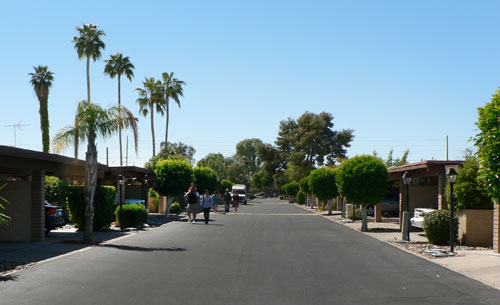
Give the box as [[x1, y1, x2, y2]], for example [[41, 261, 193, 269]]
[[388, 160, 463, 181]]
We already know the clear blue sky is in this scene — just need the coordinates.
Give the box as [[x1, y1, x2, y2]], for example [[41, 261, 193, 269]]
[[1, 0, 499, 166]]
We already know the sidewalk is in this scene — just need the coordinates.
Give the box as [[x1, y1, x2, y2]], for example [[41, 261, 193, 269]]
[[0, 213, 184, 276], [296, 203, 500, 291]]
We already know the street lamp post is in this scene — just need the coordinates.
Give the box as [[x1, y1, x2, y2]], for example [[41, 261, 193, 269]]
[[402, 171, 412, 241], [446, 168, 458, 253], [144, 174, 149, 213], [118, 174, 124, 232]]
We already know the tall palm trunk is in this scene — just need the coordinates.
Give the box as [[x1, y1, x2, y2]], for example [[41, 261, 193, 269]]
[[83, 135, 98, 242], [39, 96, 50, 153], [164, 97, 169, 158], [86, 57, 91, 103], [150, 104, 156, 157], [118, 75, 122, 166]]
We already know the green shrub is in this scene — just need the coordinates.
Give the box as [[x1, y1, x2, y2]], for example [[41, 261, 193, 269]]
[[115, 204, 148, 228], [170, 202, 183, 215], [149, 189, 159, 198], [45, 176, 68, 204], [347, 208, 362, 221], [297, 190, 306, 205], [153, 198, 160, 212], [423, 210, 459, 245], [446, 155, 492, 210], [284, 181, 299, 202], [221, 179, 233, 192], [66, 185, 116, 231]]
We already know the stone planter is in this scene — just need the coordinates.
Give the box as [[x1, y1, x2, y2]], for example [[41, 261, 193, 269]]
[[458, 209, 493, 247]]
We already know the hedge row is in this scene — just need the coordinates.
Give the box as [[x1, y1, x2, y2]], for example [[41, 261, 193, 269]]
[[66, 185, 116, 231]]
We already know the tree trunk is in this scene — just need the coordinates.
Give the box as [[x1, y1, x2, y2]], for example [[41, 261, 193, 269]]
[[327, 199, 333, 215], [86, 57, 91, 103], [165, 97, 169, 159], [83, 137, 98, 242], [165, 196, 174, 218], [150, 104, 156, 157], [361, 205, 368, 232], [118, 75, 122, 166], [39, 96, 50, 153]]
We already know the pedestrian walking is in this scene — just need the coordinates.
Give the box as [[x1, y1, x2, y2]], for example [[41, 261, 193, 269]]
[[201, 190, 213, 224], [232, 192, 239, 213], [184, 184, 200, 223], [223, 189, 232, 213], [212, 191, 219, 213]]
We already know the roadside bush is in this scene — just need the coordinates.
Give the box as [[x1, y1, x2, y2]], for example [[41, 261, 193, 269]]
[[423, 210, 459, 245], [155, 159, 194, 197], [297, 190, 306, 205], [115, 204, 148, 228], [170, 202, 183, 215], [45, 176, 68, 204], [347, 208, 362, 221], [194, 167, 217, 193], [148, 189, 159, 198], [66, 185, 116, 231], [152, 198, 160, 212]]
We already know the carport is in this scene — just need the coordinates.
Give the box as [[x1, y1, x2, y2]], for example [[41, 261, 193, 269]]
[[388, 160, 463, 225], [0, 146, 153, 242]]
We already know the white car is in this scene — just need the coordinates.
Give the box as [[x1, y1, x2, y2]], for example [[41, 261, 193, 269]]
[[410, 208, 436, 229]]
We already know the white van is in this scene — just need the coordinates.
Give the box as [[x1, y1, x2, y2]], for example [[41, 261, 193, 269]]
[[232, 184, 247, 205]]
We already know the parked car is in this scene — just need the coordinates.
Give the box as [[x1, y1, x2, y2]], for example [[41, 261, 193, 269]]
[[255, 192, 266, 198], [366, 199, 399, 217], [410, 208, 437, 229], [45, 201, 66, 234]]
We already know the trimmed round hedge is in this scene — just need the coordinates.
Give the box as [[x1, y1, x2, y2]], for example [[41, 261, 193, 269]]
[[297, 190, 306, 205], [115, 204, 148, 228], [423, 210, 459, 245], [170, 202, 183, 215]]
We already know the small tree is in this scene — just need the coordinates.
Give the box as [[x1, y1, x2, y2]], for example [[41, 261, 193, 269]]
[[446, 153, 492, 210], [284, 181, 300, 203], [299, 175, 311, 207], [155, 159, 194, 218], [221, 179, 233, 192], [308, 167, 338, 214], [337, 155, 388, 231], [194, 166, 217, 193]]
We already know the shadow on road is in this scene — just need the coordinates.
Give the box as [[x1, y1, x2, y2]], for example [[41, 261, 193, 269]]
[[99, 244, 187, 252], [0, 274, 18, 282]]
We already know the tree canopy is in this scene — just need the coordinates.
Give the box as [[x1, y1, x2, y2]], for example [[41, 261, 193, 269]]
[[145, 142, 196, 170], [474, 90, 500, 202], [276, 112, 354, 168], [194, 166, 218, 193], [154, 159, 194, 197], [235, 138, 263, 181], [308, 167, 338, 202]]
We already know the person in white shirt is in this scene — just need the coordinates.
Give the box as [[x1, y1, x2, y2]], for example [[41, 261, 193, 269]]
[[201, 190, 213, 224]]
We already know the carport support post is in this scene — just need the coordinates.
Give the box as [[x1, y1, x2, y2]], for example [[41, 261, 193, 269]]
[[405, 182, 410, 241], [31, 169, 45, 241]]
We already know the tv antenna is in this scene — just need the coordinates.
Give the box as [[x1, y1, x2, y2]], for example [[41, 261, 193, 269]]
[[4, 121, 29, 147]]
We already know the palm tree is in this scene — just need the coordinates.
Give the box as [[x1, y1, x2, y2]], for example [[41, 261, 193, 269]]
[[104, 53, 135, 166], [53, 100, 138, 242], [29, 66, 54, 153], [72, 24, 106, 104], [136, 77, 165, 157], [160, 72, 185, 158]]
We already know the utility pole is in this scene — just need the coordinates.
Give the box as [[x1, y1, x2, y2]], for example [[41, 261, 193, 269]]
[[106, 147, 109, 166], [126, 136, 129, 166], [4, 121, 29, 147], [446, 135, 449, 161]]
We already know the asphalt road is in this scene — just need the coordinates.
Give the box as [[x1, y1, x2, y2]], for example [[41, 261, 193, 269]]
[[2, 198, 500, 305]]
